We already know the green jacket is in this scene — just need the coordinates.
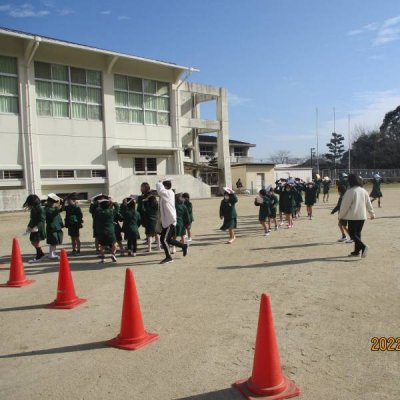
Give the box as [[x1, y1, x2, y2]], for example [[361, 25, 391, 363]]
[[121, 208, 141, 239], [28, 205, 46, 237], [45, 206, 63, 233], [220, 194, 238, 219], [64, 204, 83, 228]]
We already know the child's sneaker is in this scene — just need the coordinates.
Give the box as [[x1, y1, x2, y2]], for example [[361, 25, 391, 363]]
[[111, 254, 117, 262], [345, 239, 354, 244], [337, 237, 347, 242]]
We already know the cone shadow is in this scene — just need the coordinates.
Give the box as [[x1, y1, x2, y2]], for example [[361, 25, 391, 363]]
[[174, 387, 243, 400], [0, 341, 106, 358]]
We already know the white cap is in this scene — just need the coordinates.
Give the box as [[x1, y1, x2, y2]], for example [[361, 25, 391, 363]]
[[265, 185, 272, 192], [90, 193, 103, 201], [97, 198, 110, 203], [47, 193, 61, 201], [223, 187, 234, 194], [162, 176, 173, 182], [374, 174, 381, 179]]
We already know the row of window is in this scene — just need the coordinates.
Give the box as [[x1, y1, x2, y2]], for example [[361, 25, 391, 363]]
[[0, 55, 171, 126], [0, 170, 23, 179], [40, 169, 107, 179], [0, 161, 158, 180]]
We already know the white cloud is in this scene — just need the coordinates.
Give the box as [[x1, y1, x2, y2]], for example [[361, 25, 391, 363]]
[[322, 90, 400, 141], [118, 15, 130, 20], [228, 92, 251, 107], [100, 10, 111, 15], [0, 3, 50, 18], [363, 22, 379, 31], [373, 15, 400, 46], [57, 9, 73, 16], [347, 16, 400, 46]]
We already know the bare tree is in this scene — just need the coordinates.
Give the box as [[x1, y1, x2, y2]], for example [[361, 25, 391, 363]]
[[269, 150, 291, 164]]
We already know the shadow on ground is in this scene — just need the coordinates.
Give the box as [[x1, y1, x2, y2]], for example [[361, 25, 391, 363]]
[[218, 255, 358, 270], [0, 340, 106, 358], [175, 387, 242, 400]]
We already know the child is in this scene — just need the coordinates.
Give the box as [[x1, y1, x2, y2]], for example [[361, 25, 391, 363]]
[[182, 192, 194, 241], [274, 179, 286, 225], [314, 174, 322, 202], [266, 186, 279, 231], [121, 197, 141, 256], [219, 187, 238, 243], [370, 174, 383, 208], [23, 194, 46, 263], [89, 193, 103, 252], [254, 188, 270, 236], [293, 178, 304, 219], [64, 193, 83, 256], [279, 182, 295, 228], [110, 197, 124, 256], [95, 197, 117, 263], [304, 181, 318, 220], [143, 194, 160, 252], [331, 184, 352, 243], [44, 193, 64, 259], [175, 193, 191, 245], [322, 177, 331, 203]]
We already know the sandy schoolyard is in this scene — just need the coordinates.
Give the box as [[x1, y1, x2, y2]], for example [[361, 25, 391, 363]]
[[0, 188, 399, 400]]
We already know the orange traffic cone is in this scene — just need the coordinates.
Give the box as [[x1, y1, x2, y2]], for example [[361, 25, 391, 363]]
[[46, 249, 86, 309], [0, 238, 35, 288], [234, 293, 300, 400], [107, 268, 159, 350]]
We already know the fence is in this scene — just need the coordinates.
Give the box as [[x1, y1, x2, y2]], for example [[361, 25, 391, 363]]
[[319, 169, 400, 182]]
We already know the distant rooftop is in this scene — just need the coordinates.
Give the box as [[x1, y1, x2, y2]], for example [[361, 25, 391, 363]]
[[198, 135, 256, 147]]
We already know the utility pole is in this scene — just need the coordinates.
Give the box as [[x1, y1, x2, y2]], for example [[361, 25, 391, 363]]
[[348, 114, 351, 173], [316, 108, 319, 175]]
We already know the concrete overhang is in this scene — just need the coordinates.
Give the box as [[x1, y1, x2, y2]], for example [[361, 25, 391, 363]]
[[180, 118, 221, 132], [113, 145, 181, 155]]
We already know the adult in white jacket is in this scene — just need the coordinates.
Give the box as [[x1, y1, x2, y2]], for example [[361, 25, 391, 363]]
[[156, 178, 188, 264], [338, 174, 375, 258]]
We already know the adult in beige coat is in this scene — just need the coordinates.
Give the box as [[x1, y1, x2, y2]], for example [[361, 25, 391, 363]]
[[338, 174, 375, 258]]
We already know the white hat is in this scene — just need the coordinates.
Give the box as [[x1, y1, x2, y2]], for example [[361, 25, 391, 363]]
[[97, 198, 110, 203], [90, 193, 103, 201], [223, 187, 234, 194], [374, 174, 381, 179], [287, 178, 295, 185], [162, 177, 173, 182], [265, 185, 273, 192], [341, 173, 348, 177], [315, 174, 321, 180], [47, 193, 61, 201], [323, 176, 330, 181]]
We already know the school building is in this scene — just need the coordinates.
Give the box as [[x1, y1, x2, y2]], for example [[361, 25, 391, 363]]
[[0, 27, 232, 210]]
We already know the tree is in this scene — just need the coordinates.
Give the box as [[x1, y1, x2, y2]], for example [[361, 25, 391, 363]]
[[380, 105, 400, 142], [205, 153, 218, 167], [325, 132, 345, 170], [269, 150, 291, 164]]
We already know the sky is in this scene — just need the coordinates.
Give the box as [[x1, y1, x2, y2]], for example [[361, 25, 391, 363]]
[[1, 0, 400, 160]]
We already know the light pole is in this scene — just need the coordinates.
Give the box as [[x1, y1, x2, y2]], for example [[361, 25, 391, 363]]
[[310, 147, 315, 169]]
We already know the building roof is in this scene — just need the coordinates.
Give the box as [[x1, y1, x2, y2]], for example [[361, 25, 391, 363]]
[[231, 162, 275, 167], [0, 26, 198, 81], [198, 135, 256, 147]]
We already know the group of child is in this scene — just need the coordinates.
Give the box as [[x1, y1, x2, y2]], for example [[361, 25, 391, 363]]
[[23, 184, 194, 264]]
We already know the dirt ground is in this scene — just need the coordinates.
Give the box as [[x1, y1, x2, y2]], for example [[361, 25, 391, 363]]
[[0, 188, 399, 400]]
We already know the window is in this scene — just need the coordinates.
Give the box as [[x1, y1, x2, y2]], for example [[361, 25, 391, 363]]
[[57, 170, 74, 178], [41, 169, 107, 179], [234, 147, 246, 157], [200, 145, 214, 157], [134, 158, 157, 175], [91, 169, 107, 178], [0, 55, 18, 114], [184, 148, 191, 158], [0, 170, 23, 179], [34, 62, 102, 120], [115, 75, 170, 126]]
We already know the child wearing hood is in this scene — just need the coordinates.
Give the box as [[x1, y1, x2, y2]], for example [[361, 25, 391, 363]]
[[44, 193, 64, 259], [370, 174, 383, 208], [64, 193, 83, 256]]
